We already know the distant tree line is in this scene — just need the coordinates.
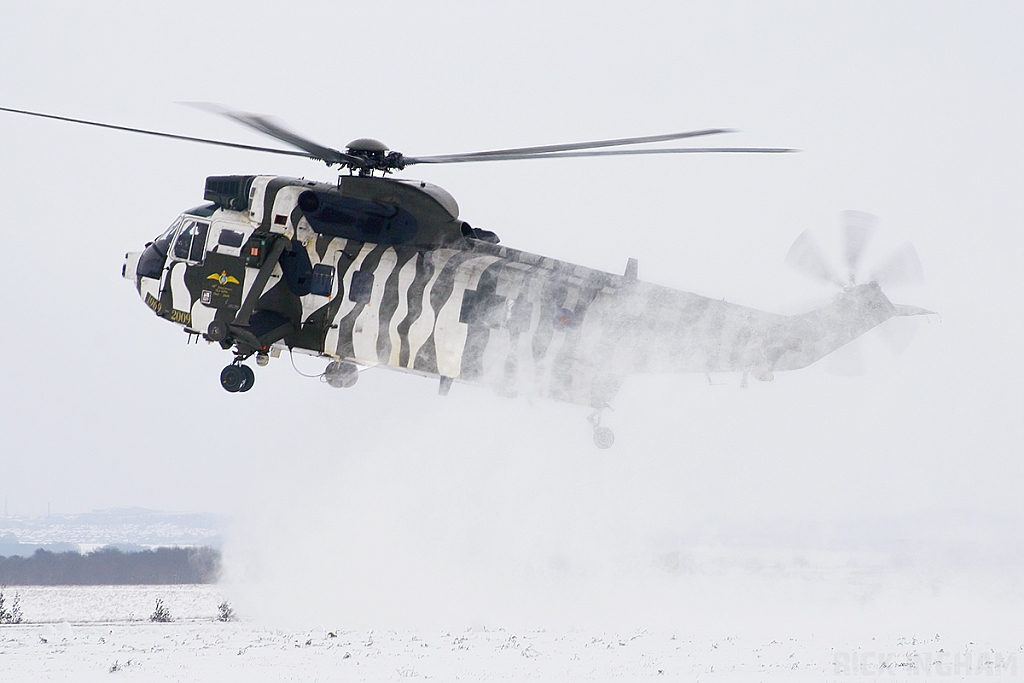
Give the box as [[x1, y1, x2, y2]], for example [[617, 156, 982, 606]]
[[0, 547, 220, 585]]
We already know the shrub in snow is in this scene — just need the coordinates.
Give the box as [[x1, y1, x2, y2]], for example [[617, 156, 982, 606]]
[[217, 601, 235, 622], [149, 599, 172, 623], [0, 586, 23, 624], [10, 592, 22, 624]]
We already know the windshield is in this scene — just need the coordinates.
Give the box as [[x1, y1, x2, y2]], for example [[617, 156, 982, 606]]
[[136, 217, 183, 280], [153, 218, 182, 255]]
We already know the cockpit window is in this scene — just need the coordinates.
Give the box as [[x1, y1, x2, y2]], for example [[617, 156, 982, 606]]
[[172, 221, 210, 262], [136, 217, 183, 280], [156, 218, 182, 250]]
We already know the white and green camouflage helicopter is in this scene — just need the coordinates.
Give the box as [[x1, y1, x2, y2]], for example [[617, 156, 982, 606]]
[[1, 106, 932, 448]]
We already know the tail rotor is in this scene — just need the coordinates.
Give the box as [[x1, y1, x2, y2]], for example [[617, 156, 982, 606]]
[[785, 210, 923, 291], [785, 211, 930, 375], [870, 241, 924, 289]]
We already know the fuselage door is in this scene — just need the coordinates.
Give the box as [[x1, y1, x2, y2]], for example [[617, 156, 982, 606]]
[[196, 221, 249, 319], [159, 218, 210, 327], [159, 218, 209, 292], [172, 220, 210, 263]]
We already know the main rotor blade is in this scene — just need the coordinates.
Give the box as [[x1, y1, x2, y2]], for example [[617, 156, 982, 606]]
[[405, 146, 797, 164], [0, 106, 313, 160], [840, 210, 878, 285], [404, 128, 741, 164], [185, 102, 363, 167]]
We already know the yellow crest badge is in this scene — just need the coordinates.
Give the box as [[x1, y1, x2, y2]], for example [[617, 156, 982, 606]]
[[207, 271, 240, 286]]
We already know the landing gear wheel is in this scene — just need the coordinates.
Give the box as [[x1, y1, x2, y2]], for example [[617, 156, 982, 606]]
[[220, 364, 244, 393], [206, 320, 228, 343], [593, 426, 615, 449], [324, 361, 359, 388], [587, 405, 616, 449], [238, 365, 255, 392]]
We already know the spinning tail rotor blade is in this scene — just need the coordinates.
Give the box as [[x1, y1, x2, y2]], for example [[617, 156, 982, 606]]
[[784, 229, 845, 287], [826, 316, 922, 377], [840, 210, 878, 285], [787, 211, 931, 376], [876, 316, 922, 355], [870, 242, 924, 288]]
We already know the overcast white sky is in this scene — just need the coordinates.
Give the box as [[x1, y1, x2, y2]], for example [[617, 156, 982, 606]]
[[0, 0, 1021, 627]]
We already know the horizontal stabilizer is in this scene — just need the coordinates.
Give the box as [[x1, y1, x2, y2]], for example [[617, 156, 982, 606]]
[[893, 304, 936, 317]]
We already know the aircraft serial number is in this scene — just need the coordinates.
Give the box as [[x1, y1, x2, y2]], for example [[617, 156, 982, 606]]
[[145, 293, 191, 326], [168, 309, 192, 326]]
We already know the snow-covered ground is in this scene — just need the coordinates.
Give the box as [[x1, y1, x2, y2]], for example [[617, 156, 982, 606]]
[[1, 584, 1021, 682], [2, 512, 1021, 680]]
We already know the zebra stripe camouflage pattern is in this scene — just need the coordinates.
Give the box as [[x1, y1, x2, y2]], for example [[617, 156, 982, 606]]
[[126, 175, 918, 410]]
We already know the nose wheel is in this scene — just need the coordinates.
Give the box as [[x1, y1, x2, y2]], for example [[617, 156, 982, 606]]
[[220, 363, 255, 393], [588, 406, 615, 449]]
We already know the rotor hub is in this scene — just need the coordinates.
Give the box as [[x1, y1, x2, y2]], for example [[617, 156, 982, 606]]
[[343, 139, 406, 174], [346, 138, 388, 154]]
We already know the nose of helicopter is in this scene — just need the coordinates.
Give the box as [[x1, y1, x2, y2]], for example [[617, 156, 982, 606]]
[[122, 251, 142, 280]]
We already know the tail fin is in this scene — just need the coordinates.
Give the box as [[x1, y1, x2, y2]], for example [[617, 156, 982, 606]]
[[769, 283, 925, 371]]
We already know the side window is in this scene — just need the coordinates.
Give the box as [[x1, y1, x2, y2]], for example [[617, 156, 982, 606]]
[[218, 229, 244, 248], [172, 221, 194, 260], [310, 264, 335, 297], [349, 270, 373, 304], [172, 221, 209, 262], [189, 222, 209, 261]]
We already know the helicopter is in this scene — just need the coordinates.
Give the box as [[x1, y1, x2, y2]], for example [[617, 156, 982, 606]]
[[1, 105, 932, 448]]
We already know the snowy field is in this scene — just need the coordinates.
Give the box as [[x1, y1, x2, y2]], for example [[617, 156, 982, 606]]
[[1, 584, 1021, 682]]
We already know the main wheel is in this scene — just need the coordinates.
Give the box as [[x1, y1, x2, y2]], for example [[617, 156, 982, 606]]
[[206, 320, 228, 343], [220, 365, 244, 393], [593, 427, 615, 449], [238, 365, 255, 392], [324, 361, 359, 388]]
